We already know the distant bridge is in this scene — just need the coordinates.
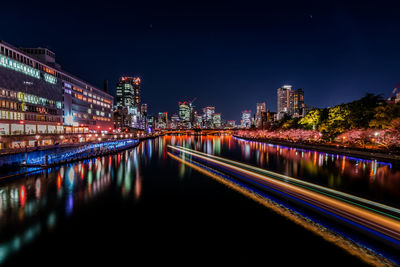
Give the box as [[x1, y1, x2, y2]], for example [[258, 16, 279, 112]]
[[158, 129, 233, 135]]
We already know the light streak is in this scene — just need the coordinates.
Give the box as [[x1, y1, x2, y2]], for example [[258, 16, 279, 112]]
[[167, 151, 397, 267], [170, 145, 400, 219], [168, 145, 400, 242]]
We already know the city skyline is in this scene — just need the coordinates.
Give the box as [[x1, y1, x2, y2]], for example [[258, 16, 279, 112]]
[[1, 1, 400, 266], [2, 0, 399, 121]]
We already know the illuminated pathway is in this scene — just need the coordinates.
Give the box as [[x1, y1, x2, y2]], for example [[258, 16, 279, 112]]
[[168, 145, 400, 262]]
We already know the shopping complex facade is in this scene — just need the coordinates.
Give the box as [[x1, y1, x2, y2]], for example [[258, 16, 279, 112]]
[[0, 40, 114, 148]]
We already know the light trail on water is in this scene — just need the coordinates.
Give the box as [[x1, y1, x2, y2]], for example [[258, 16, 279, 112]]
[[167, 145, 400, 264]]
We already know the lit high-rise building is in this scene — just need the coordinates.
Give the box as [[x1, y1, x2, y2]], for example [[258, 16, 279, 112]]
[[277, 85, 306, 120], [116, 77, 141, 128], [140, 103, 148, 131], [157, 112, 168, 129], [202, 107, 215, 128], [178, 101, 191, 123], [212, 113, 221, 128], [277, 85, 293, 120], [255, 102, 266, 127], [194, 114, 203, 128], [116, 77, 141, 109], [293, 89, 305, 117], [170, 113, 179, 129], [241, 110, 251, 128]]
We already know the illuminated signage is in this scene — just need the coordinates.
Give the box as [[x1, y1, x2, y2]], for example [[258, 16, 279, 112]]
[[44, 73, 57, 84], [63, 82, 72, 89], [0, 54, 40, 79]]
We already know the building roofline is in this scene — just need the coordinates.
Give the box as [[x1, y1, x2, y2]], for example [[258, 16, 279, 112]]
[[0, 40, 111, 98]]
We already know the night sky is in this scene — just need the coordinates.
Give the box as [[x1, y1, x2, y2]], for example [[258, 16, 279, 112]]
[[2, 0, 400, 121]]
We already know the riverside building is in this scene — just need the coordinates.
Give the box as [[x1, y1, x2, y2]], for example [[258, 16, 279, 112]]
[[0, 40, 113, 148]]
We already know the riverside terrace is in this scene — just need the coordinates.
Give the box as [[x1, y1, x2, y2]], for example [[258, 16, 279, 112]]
[[0, 130, 146, 150]]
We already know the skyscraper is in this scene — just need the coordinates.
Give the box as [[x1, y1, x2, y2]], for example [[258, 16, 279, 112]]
[[116, 77, 141, 128], [178, 101, 191, 128], [157, 112, 168, 129], [170, 114, 179, 129], [293, 89, 305, 117], [212, 113, 221, 128], [256, 102, 266, 127], [277, 85, 293, 120], [202, 107, 215, 128], [140, 103, 148, 131], [241, 110, 251, 128], [116, 77, 141, 109]]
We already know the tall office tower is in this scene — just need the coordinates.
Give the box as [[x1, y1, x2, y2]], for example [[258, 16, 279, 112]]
[[212, 113, 221, 128], [241, 110, 251, 128], [170, 114, 179, 129], [277, 85, 294, 120], [157, 112, 168, 129], [194, 112, 203, 128], [178, 101, 191, 125], [293, 88, 305, 117], [202, 106, 215, 128], [116, 77, 141, 128], [116, 77, 141, 109], [255, 102, 266, 127], [140, 103, 148, 130]]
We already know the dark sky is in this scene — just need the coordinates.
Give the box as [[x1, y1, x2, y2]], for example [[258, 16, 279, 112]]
[[2, 0, 400, 121]]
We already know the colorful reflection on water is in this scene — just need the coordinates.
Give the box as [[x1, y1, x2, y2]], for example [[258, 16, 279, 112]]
[[0, 135, 399, 264], [0, 146, 148, 264], [164, 135, 400, 208]]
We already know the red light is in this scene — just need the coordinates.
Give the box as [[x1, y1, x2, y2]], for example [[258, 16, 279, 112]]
[[20, 185, 26, 206], [109, 127, 112, 130], [19, 120, 24, 124], [97, 126, 100, 129]]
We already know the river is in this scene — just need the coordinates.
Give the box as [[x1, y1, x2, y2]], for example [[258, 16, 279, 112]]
[[1, 135, 399, 266]]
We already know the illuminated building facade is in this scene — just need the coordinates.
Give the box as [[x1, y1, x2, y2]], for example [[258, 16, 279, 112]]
[[116, 77, 141, 128], [227, 120, 236, 128], [141, 103, 148, 131], [116, 77, 141, 109], [277, 85, 293, 120], [178, 101, 191, 128], [293, 88, 305, 117], [170, 113, 179, 129], [193, 111, 202, 128], [241, 110, 251, 128], [202, 106, 215, 128], [277, 85, 306, 119], [255, 102, 266, 127], [0, 40, 113, 147], [157, 112, 168, 129], [212, 113, 221, 128]]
